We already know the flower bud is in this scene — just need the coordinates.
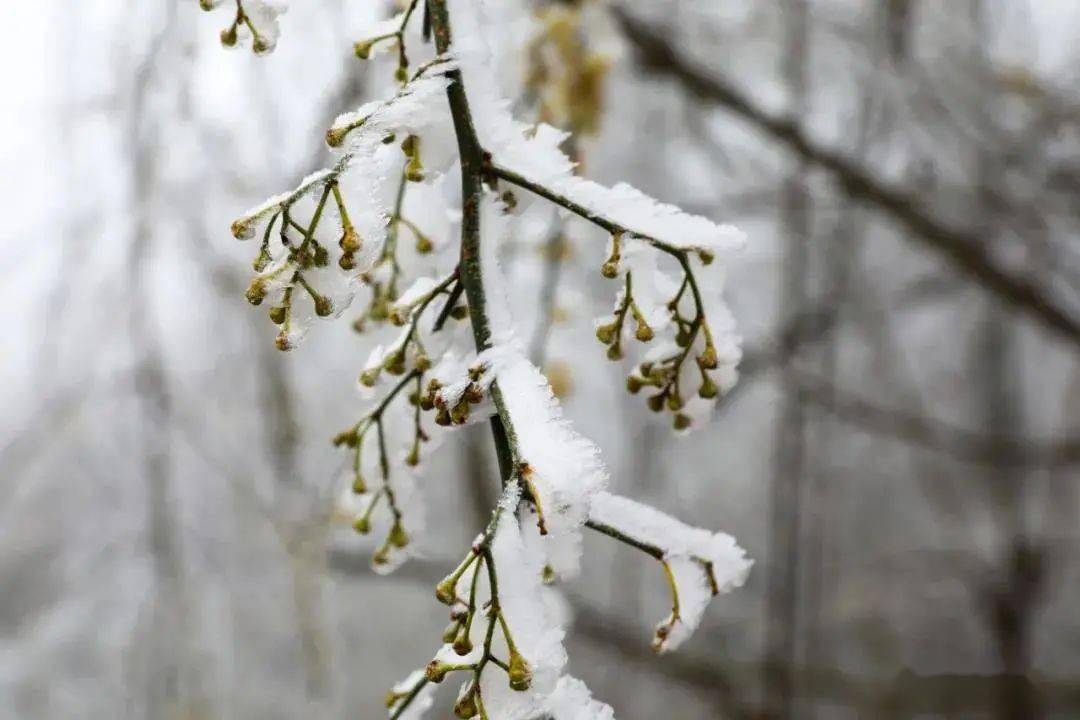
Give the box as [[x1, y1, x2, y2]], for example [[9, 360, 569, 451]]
[[353, 515, 371, 534], [372, 545, 390, 566], [332, 428, 359, 447], [666, 392, 684, 411], [595, 322, 617, 345], [697, 248, 715, 265], [600, 260, 619, 279], [507, 651, 532, 691], [354, 40, 374, 59], [606, 344, 623, 361], [415, 233, 433, 254], [314, 295, 333, 317], [635, 321, 654, 342], [626, 375, 644, 394], [359, 368, 380, 387], [435, 577, 457, 605], [389, 521, 409, 548], [220, 25, 238, 47], [673, 413, 692, 430], [252, 36, 271, 54], [339, 252, 356, 270], [401, 135, 418, 158], [450, 305, 468, 320], [442, 621, 461, 644], [699, 343, 718, 369], [415, 353, 432, 371], [542, 565, 556, 585], [340, 226, 362, 253], [405, 157, 425, 183], [453, 686, 479, 719], [325, 126, 349, 148], [268, 305, 287, 325], [245, 278, 267, 305], [425, 660, 450, 684], [352, 475, 367, 494], [452, 635, 473, 656], [698, 375, 719, 399], [395, 65, 408, 83], [646, 393, 665, 413], [275, 331, 295, 352], [405, 446, 420, 467]]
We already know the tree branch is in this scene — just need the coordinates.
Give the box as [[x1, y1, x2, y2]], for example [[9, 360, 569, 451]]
[[611, 8, 1080, 351]]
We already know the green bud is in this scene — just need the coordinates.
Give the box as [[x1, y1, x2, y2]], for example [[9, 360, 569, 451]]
[[646, 393, 665, 413], [449, 305, 468, 320], [698, 375, 719, 399], [314, 295, 333, 317], [325, 126, 349, 148], [415, 233, 433, 254], [606, 344, 623, 361], [340, 226, 362, 253], [542, 565, 557, 585], [372, 545, 390, 566], [405, 446, 420, 467], [508, 651, 532, 691], [435, 577, 457, 605], [600, 260, 619, 279], [442, 621, 461, 644], [405, 157, 425, 183], [425, 660, 449, 684], [699, 343, 719, 369], [666, 392, 684, 411], [352, 476, 367, 494], [245, 278, 267, 305], [359, 368, 380, 387], [332, 429, 359, 447], [415, 354, 432, 372], [626, 375, 644, 394], [401, 135, 418, 157], [453, 686, 479, 719], [452, 635, 473, 656], [269, 305, 287, 325], [313, 245, 329, 267], [697, 248, 715, 265], [353, 515, 371, 534], [395, 65, 408, 83], [389, 521, 409, 548], [595, 323, 616, 345], [339, 252, 356, 270], [673, 413, 692, 430], [252, 36, 271, 54], [354, 40, 374, 59], [220, 25, 238, 47], [635, 321, 654, 342]]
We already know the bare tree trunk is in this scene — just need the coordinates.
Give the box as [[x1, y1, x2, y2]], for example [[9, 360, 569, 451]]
[[764, 3, 810, 717]]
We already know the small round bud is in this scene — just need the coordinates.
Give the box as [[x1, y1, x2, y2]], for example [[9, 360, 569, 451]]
[[401, 135, 418, 157], [220, 25, 238, 47], [450, 305, 468, 320], [595, 323, 616, 345], [435, 578, 457, 605], [325, 126, 349, 148], [389, 522, 409, 548], [699, 344, 719, 369], [698, 375, 719, 399], [626, 375, 644, 394], [542, 565, 557, 585], [405, 446, 420, 467], [275, 331, 294, 352], [394, 65, 408, 83], [252, 36, 271, 54], [646, 393, 665, 413], [353, 515, 371, 534], [339, 252, 356, 270], [359, 368, 380, 387], [351, 476, 366, 494], [697, 248, 715, 265], [372, 546, 390, 566], [606, 344, 623, 361], [424, 660, 449, 684], [313, 245, 329, 267], [453, 688, 479, 719], [415, 354, 432, 372], [405, 157, 425, 183], [415, 233, 433, 254], [600, 260, 619, 279], [508, 651, 532, 691], [666, 392, 684, 411], [340, 227, 361, 253], [314, 295, 333, 317], [673, 413, 692, 430], [452, 635, 473, 656], [268, 305, 287, 325], [353, 40, 374, 59], [635, 322, 655, 342], [332, 428, 359, 447], [245, 278, 267, 306]]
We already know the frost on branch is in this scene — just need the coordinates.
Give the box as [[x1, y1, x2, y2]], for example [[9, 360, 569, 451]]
[[199, 0, 286, 54], [211, 0, 754, 717], [231, 68, 455, 350], [589, 491, 752, 652]]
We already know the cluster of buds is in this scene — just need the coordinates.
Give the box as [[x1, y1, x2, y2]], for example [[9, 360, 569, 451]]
[[201, 0, 272, 54], [240, 187, 345, 350], [625, 335, 720, 431], [422, 548, 534, 718], [419, 369, 487, 427]]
